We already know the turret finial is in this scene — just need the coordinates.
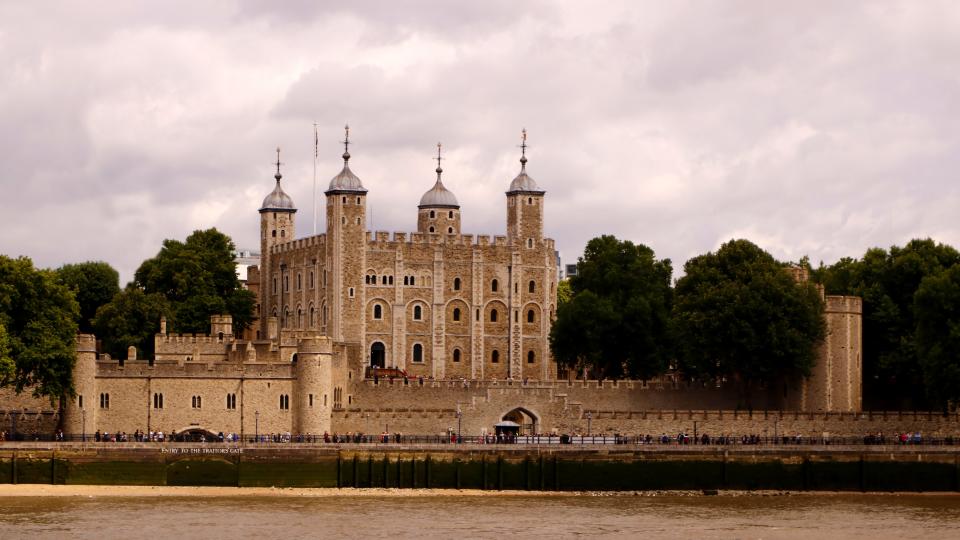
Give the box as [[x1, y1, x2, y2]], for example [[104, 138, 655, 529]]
[[342, 124, 351, 162], [435, 142, 443, 176], [274, 147, 282, 181], [519, 128, 528, 171]]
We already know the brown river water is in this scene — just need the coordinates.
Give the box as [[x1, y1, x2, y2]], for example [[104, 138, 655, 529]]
[[0, 490, 958, 539]]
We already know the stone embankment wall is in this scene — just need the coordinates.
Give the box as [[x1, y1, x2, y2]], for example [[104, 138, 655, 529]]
[[1, 444, 958, 492]]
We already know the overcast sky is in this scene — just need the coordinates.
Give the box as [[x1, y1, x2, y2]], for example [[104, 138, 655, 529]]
[[1, 1, 958, 283]]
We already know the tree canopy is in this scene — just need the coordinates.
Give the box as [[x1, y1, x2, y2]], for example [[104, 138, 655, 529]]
[[55, 261, 120, 334], [912, 265, 960, 410], [0, 322, 13, 384], [132, 228, 255, 335], [673, 239, 825, 401], [93, 288, 170, 360], [550, 235, 673, 379], [0, 255, 79, 399]]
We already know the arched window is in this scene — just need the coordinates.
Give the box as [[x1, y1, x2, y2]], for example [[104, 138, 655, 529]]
[[452, 308, 461, 322], [527, 309, 535, 323], [310, 307, 315, 326], [413, 343, 423, 363], [453, 349, 461, 362], [410, 276, 415, 286], [453, 277, 461, 291], [404, 276, 409, 285], [297, 308, 303, 328], [374, 304, 383, 320], [448, 210, 454, 219], [297, 273, 302, 290], [153, 393, 164, 409], [429, 210, 436, 218], [528, 197, 533, 205], [448, 227, 453, 234], [491, 350, 500, 363], [529, 280, 536, 293], [490, 309, 498, 322], [527, 238, 533, 248], [413, 305, 422, 320], [491, 279, 498, 292], [527, 351, 535, 364], [429, 226, 435, 233]]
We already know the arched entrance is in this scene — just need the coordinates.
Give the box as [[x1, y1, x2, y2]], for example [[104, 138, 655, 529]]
[[370, 342, 386, 369], [502, 407, 538, 435], [175, 427, 221, 442]]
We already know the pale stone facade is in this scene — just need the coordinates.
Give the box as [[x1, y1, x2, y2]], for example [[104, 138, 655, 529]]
[[0, 131, 865, 440]]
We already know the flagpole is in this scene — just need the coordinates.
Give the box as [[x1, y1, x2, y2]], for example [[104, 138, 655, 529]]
[[312, 122, 318, 235]]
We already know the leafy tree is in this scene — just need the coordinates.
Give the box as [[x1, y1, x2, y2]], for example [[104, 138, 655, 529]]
[[0, 256, 79, 399], [556, 279, 572, 306], [914, 265, 960, 410], [815, 239, 960, 409], [0, 322, 13, 384], [93, 288, 171, 360], [673, 239, 825, 406], [550, 235, 673, 379], [133, 228, 255, 335], [55, 261, 120, 333]]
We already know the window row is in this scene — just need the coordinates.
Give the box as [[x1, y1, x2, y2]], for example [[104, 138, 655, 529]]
[[426, 225, 455, 234], [366, 274, 395, 285], [427, 210, 456, 219], [386, 345, 536, 365]]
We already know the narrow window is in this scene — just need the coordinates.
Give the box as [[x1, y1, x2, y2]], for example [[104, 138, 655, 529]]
[[404, 276, 409, 285], [284, 275, 289, 292], [374, 304, 383, 319], [491, 350, 499, 363], [490, 309, 498, 322], [342, 217, 346, 225], [356, 217, 360, 225], [382, 275, 387, 285], [453, 349, 461, 362], [342, 196, 346, 204], [514, 311, 518, 322], [78, 395, 83, 409], [448, 227, 453, 234], [272, 278, 277, 294], [429, 226, 435, 233], [452, 308, 461, 322], [527, 309, 535, 323], [448, 210, 453, 219], [528, 197, 533, 205], [527, 351, 535, 364], [272, 230, 277, 238], [413, 343, 423, 363], [310, 271, 314, 288], [529, 280, 535, 293], [410, 276, 415, 286], [309, 394, 314, 407], [414, 305, 422, 320], [453, 277, 461, 291], [310, 307, 315, 326], [492, 279, 498, 292], [349, 287, 355, 298], [281, 230, 285, 237], [429, 210, 435, 218], [528, 238, 533, 248], [153, 393, 164, 409], [476, 309, 480, 321], [297, 273, 302, 290], [389, 276, 394, 285], [356, 196, 361, 204], [297, 308, 303, 328]]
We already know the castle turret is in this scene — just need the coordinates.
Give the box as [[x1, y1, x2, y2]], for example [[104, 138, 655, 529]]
[[506, 129, 545, 245], [325, 125, 367, 343], [293, 336, 333, 435], [63, 334, 97, 438], [259, 148, 296, 338], [417, 143, 461, 235]]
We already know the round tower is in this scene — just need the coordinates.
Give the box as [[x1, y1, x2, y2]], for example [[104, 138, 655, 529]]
[[63, 334, 97, 439], [293, 336, 333, 435], [417, 143, 461, 235], [259, 148, 297, 339]]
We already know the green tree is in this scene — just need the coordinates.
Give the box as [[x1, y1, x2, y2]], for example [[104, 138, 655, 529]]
[[815, 239, 960, 409], [55, 261, 120, 333], [914, 265, 960, 410], [556, 279, 572, 306], [93, 288, 171, 360], [673, 239, 825, 406], [550, 235, 673, 379], [0, 322, 14, 384], [0, 256, 79, 399], [133, 228, 255, 335]]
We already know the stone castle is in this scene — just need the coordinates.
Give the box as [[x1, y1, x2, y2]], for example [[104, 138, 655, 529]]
[[2, 129, 869, 440]]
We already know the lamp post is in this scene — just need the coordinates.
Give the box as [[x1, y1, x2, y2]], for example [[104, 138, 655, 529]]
[[255, 410, 259, 443], [586, 411, 592, 437], [456, 407, 462, 443]]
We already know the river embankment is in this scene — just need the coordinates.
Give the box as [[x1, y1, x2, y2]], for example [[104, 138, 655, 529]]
[[2, 442, 959, 492]]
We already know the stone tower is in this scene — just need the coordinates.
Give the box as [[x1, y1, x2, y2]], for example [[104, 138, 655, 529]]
[[505, 130, 547, 377], [417, 143, 461, 235], [325, 126, 367, 343], [293, 336, 333, 435], [259, 148, 296, 339], [62, 334, 97, 439]]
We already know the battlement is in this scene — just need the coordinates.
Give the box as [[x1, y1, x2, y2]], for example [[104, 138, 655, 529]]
[[270, 234, 326, 255], [825, 295, 862, 314], [76, 334, 97, 353], [94, 358, 295, 379], [364, 231, 549, 250]]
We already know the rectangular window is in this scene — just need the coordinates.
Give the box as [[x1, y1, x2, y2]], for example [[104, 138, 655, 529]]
[[309, 394, 314, 407]]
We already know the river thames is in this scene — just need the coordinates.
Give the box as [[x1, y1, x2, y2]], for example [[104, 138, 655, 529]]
[[0, 488, 958, 539]]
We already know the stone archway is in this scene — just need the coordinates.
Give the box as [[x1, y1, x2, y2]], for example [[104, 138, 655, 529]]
[[175, 426, 220, 442], [501, 407, 538, 436]]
